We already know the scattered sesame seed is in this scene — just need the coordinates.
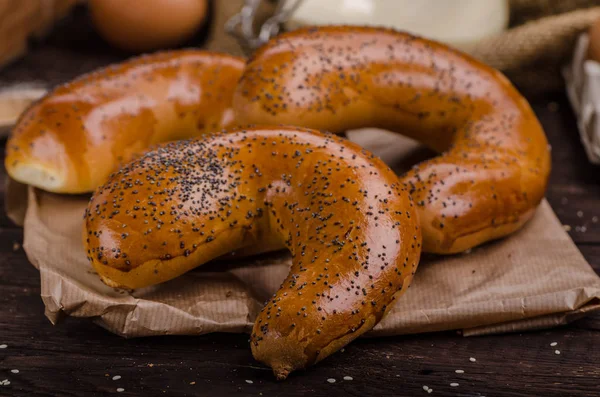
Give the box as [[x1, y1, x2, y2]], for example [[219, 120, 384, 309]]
[[427, 389, 433, 394], [1, 380, 10, 386], [593, 216, 598, 223], [112, 375, 121, 380], [327, 378, 336, 383], [117, 388, 124, 392], [469, 357, 476, 362], [343, 376, 353, 381], [550, 342, 558, 347], [12, 241, 20, 251], [0, 344, 7, 349], [450, 383, 459, 387], [577, 211, 583, 218], [455, 369, 464, 374], [581, 226, 587, 233], [245, 380, 253, 384], [190, 381, 196, 385], [340, 348, 345, 353], [10, 370, 18, 374], [563, 224, 571, 232], [423, 385, 430, 391], [555, 350, 561, 355]]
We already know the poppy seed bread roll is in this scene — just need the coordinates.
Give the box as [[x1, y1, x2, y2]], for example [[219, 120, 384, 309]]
[[233, 26, 551, 254], [84, 126, 422, 379]]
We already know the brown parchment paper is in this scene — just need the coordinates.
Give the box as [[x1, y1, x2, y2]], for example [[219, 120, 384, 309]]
[[5, 129, 600, 338]]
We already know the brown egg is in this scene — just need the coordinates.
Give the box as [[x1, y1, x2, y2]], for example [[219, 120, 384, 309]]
[[587, 17, 600, 62], [89, 0, 208, 52]]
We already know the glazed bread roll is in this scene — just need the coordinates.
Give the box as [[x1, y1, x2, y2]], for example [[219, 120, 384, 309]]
[[84, 126, 421, 379], [233, 26, 551, 254], [5, 50, 245, 193]]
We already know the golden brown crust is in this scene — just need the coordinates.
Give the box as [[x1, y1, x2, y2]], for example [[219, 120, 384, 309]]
[[84, 126, 421, 378], [5, 50, 245, 193], [233, 25, 551, 254]]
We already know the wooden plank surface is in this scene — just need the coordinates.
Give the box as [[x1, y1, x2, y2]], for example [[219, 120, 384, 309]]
[[0, 7, 599, 397]]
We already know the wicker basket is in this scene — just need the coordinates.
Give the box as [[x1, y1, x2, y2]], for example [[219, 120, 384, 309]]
[[0, 0, 77, 69]]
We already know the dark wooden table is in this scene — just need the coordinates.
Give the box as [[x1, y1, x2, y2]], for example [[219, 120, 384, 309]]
[[1, 11, 600, 397]]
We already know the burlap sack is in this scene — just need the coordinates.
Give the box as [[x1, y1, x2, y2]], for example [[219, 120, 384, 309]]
[[465, 0, 600, 95]]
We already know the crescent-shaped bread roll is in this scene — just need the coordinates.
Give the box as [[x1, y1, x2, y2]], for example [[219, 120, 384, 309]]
[[233, 26, 551, 254], [5, 50, 245, 193], [84, 126, 421, 379]]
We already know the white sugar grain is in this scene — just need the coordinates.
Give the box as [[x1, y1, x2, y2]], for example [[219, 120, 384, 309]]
[[112, 375, 121, 381], [450, 383, 459, 387], [327, 378, 336, 384]]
